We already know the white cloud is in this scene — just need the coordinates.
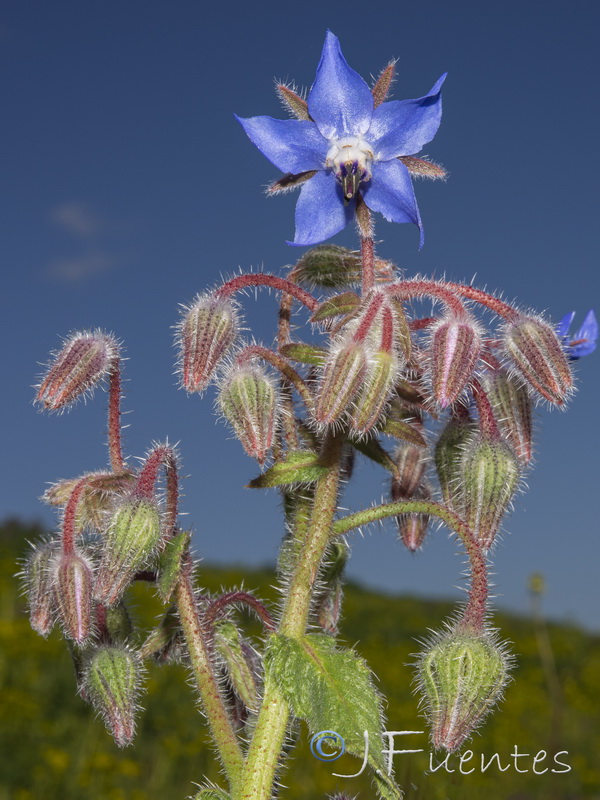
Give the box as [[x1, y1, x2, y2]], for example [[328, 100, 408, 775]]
[[50, 202, 103, 238], [46, 252, 118, 282]]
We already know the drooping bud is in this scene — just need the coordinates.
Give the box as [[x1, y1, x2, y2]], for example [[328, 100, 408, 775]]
[[177, 293, 239, 393], [214, 621, 260, 714], [95, 497, 162, 606], [314, 339, 368, 425], [24, 540, 60, 636], [349, 350, 398, 434], [43, 471, 136, 532], [483, 369, 534, 464], [434, 412, 477, 507], [429, 316, 482, 408], [219, 363, 278, 464], [35, 330, 119, 411], [54, 550, 94, 643], [84, 645, 141, 747], [416, 630, 510, 752], [105, 602, 133, 643], [503, 316, 573, 405], [395, 483, 432, 552], [458, 435, 521, 549], [391, 444, 431, 551], [140, 605, 185, 665], [314, 540, 349, 635]]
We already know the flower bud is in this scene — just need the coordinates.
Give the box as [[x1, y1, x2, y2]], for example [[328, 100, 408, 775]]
[[54, 551, 94, 643], [483, 369, 533, 464], [458, 435, 521, 549], [395, 483, 432, 552], [417, 630, 510, 752], [219, 363, 278, 464], [503, 316, 573, 405], [177, 293, 239, 393], [35, 330, 119, 411], [24, 540, 60, 636], [392, 443, 428, 498], [314, 339, 368, 425], [84, 645, 141, 747], [294, 245, 395, 288], [429, 317, 481, 408], [105, 602, 134, 643], [315, 540, 349, 635], [43, 471, 136, 532], [434, 413, 477, 507], [95, 497, 162, 606], [349, 350, 398, 434]]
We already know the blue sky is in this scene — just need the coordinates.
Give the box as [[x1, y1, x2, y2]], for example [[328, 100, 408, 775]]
[[2, 0, 599, 629]]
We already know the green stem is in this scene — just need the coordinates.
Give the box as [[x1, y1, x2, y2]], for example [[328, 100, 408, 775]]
[[236, 432, 344, 800], [175, 562, 244, 792]]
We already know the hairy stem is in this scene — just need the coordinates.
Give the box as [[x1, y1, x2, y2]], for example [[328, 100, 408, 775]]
[[237, 433, 344, 800], [216, 273, 319, 312], [175, 561, 245, 791], [107, 363, 125, 472]]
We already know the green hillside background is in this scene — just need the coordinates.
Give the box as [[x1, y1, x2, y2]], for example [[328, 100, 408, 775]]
[[2, 519, 598, 800]]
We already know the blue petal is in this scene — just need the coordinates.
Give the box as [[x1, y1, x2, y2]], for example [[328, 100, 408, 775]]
[[570, 309, 598, 357], [362, 159, 423, 246], [307, 31, 374, 140], [288, 170, 352, 246], [368, 74, 446, 160], [235, 115, 327, 173], [556, 311, 576, 339]]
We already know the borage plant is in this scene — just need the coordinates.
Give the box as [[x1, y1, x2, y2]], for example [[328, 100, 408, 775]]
[[25, 31, 596, 800]]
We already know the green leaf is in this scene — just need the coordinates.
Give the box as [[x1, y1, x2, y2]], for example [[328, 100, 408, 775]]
[[248, 450, 328, 489], [279, 342, 327, 365], [214, 621, 259, 711], [157, 531, 190, 602], [349, 436, 399, 476], [310, 292, 360, 322], [266, 633, 402, 800], [381, 418, 427, 448]]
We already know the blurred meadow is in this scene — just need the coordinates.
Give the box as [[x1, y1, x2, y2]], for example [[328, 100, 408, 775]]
[[2, 518, 599, 800]]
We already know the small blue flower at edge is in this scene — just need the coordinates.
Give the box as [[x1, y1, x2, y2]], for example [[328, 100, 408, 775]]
[[557, 310, 598, 359], [236, 31, 446, 247]]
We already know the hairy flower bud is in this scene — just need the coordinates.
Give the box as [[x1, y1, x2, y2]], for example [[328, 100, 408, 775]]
[[24, 540, 60, 636], [503, 316, 573, 405], [483, 369, 533, 464], [417, 630, 510, 752], [219, 363, 278, 464], [391, 445, 431, 551], [294, 244, 395, 288], [315, 339, 368, 425], [84, 645, 141, 747], [458, 435, 521, 549], [434, 413, 477, 506], [177, 293, 239, 393], [429, 316, 481, 408], [35, 330, 119, 411], [349, 350, 398, 434], [395, 483, 432, 552], [105, 602, 133, 643], [43, 471, 136, 532], [314, 540, 349, 635], [55, 551, 94, 643], [95, 497, 162, 606]]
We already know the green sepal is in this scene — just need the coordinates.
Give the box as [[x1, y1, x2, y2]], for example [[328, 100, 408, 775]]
[[348, 436, 398, 476], [381, 418, 427, 448], [310, 292, 361, 322], [265, 633, 402, 800], [157, 531, 190, 602], [279, 342, 328, 365], [248, 450, 328, 489], [192, 788, 231, 800], [214, 621, 259, 712]]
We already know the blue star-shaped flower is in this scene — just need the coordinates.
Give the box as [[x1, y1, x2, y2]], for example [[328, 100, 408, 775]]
[[236, 31, 446, 247], [556, 310, 598, 359]]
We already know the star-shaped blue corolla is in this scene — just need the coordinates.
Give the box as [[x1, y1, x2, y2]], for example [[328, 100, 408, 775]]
[[236, 31, 446, 247], [557, 310, 598, 359]]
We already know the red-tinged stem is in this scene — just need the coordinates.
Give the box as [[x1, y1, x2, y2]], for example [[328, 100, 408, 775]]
[[332, 500, 488, 634], [361, 236, 375, 295], [471, 378, 501, 439], [380, 304, 394, 352], [236, 344, 315, 413], [445, 283, 520, 322], [216, 274, 319, 312], [134, 445, 179, 538], [277, 276, 300, 450], [387, 279, 467, 318], [204, 591, 276, 633], [62, 476, 93, 555], [107, 363, 125, 472], [410, 317, 437, 331], [352, 291, 385, 342]]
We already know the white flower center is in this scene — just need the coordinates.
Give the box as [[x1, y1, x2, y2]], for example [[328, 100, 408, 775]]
[[325, 136, 374, 201]]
